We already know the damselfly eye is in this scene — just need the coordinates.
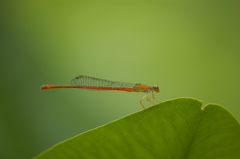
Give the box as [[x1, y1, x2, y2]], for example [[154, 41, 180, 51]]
[[152, 85, 160, 92]]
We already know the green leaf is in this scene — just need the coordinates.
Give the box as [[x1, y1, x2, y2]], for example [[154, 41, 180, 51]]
[[34, 98, 240, 159]]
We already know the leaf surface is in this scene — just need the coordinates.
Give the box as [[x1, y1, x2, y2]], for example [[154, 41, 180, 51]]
[[35, 98, 240, 159]]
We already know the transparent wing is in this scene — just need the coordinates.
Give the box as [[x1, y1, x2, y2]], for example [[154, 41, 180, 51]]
[[71, 75, 136, 88]]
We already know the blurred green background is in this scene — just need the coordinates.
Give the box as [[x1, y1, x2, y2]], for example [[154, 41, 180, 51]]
[[1, 1, 239, 159]]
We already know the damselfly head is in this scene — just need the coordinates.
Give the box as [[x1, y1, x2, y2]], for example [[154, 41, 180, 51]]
[[152, 85, 160, 92]]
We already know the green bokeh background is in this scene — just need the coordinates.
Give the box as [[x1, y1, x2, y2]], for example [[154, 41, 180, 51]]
[[1, 1, 239, 159]]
